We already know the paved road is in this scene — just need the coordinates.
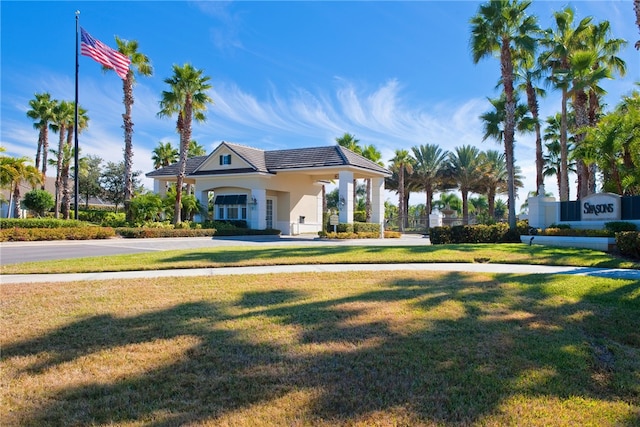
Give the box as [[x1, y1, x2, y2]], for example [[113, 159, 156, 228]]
[[2, 235, 639, 284], [0, 234, 431, 265]]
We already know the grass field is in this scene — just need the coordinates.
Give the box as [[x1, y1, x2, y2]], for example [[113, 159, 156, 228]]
[[2, 243, 639, 274], [2, 268, 639, 426]]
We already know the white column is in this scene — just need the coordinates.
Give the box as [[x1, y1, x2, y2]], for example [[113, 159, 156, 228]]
[[194, 189, 208, 223], [338, 171, 354, 224], [251, 189, 267, 229], [371, 177, 385, 237]]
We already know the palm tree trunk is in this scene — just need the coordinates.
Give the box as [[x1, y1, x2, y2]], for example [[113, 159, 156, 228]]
[[526, 82, 544, 195], [12, 184, 21, 219], [398, 170, 405, 233], [54, 126, 66, 218], [574, 91, 590, 199], [501, 38, 517, 231], [560, 87, 570, 201]]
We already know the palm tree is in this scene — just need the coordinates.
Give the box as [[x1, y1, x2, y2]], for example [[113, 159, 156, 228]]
[[62, 105, 88, 219], [336, 133, 362, 210], [478, 150, 508, 219], [360, 143, 383, 222], [389, 149, 414, 232], [411, 144, 448, 232], [448, 145, 484, 225], [540, 6, 592, 201], [26, 93, 57, 189], [51, 100, 74, 218], [152, 141, 179, 169], [567, 49, 610, 199], [188, 140, 207, 157], [158, 63, 213, 224], [470, 0, 538, 230], [112, 36, 153, 222], [635, 1, 640, 49], [0, 155, 42, 218], [585, 20, 627, 193], [513, 46, 546, 195]]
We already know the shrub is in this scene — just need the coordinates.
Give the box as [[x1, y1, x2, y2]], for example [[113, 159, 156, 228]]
[[0, 218, 89, 229], [616, 231, 640, 259], [540, 228, 613, 237], [115, 227, 217, 238], [100, 212, 127, 228], [430, 223, 521, 244], [605, 221, 638, 233], [353, 222, 381, 233], [336, 223, 354, 233], [0, 226, 115, 241], [21, 189, 54, 217]]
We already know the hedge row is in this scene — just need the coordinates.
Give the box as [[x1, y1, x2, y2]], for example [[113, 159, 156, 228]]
[[0, 218, 91, 229], [319, 230, 400, 239], [0, 226, 116, 241], [114, 227, 281, 238], [616, 232, 640, 259], [115, 228, 217, 238], [430, 222, 528, 244], [539, 228, 613, 237]]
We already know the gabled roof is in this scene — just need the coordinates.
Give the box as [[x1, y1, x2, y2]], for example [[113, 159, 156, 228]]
[[146, 156, 208, 178], [146, 142, 391, 178]]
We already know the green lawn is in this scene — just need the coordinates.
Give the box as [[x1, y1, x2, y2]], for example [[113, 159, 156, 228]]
[[2, 243, 639, 274], [2, 269, 639, 426]]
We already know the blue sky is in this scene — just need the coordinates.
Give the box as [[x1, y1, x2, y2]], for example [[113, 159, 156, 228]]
[[1, 1, 638, 208]]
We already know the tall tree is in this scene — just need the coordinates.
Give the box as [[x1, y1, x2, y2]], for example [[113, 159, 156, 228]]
[[51, 100, 74, 218], [188, 140, 207, 157], [389, 149, 414, 232], [448, 145, 484, 225], [513, 46, 546, 194], [158, 63, 213, 224], [584, 20, 627, 193], [470, 0, 537, 230], [112, 36, 153, 222], [152, 141, 179, 170], [61, 105, 88, 219], [78, 155, 103, 208], [634, 0, 640, 49], [411, 144, 448, 231], [566, 49, 610, 199], [478, 150, 508, 219], [0, 155, 42, 218], [540, 6, 592, 201], [26, 93, 57, 189]]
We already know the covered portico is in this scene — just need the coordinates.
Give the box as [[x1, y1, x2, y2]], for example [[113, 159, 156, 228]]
[[147, 142, 391, 235]]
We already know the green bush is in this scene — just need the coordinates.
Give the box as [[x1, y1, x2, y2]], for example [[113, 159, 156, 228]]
[[0, 226, 115, 241], [616, 231, 640, 259], [430, 223, 522, 244], [0, 218, 90, 229], [353, 222, 381, 233], [21, 189, 54, 217], [100, 212, 127, 228], [605, 221, 638, 233], [336, 223, 354, 233], [115, 227, 217, 238], [540, 228, 613, 237]]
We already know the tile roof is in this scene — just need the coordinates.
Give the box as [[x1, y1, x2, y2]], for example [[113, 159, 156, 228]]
[[146, 143, 390, 178]]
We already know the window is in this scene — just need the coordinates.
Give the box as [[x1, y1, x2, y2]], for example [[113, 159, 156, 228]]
[[214, 194, 247, 221], [219, 154, 232, 165]]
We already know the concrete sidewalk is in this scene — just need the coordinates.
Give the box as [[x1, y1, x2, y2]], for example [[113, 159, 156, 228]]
[[2, 263, 639, 284]]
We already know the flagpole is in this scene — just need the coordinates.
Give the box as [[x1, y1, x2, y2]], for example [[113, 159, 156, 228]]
[[74, 11, 80, 220]]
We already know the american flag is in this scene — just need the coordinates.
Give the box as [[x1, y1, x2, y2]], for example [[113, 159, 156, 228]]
[[80, 27, 130, 80]]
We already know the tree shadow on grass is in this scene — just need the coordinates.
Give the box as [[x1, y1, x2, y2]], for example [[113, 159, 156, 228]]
[[4, 272, 639, 425]]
